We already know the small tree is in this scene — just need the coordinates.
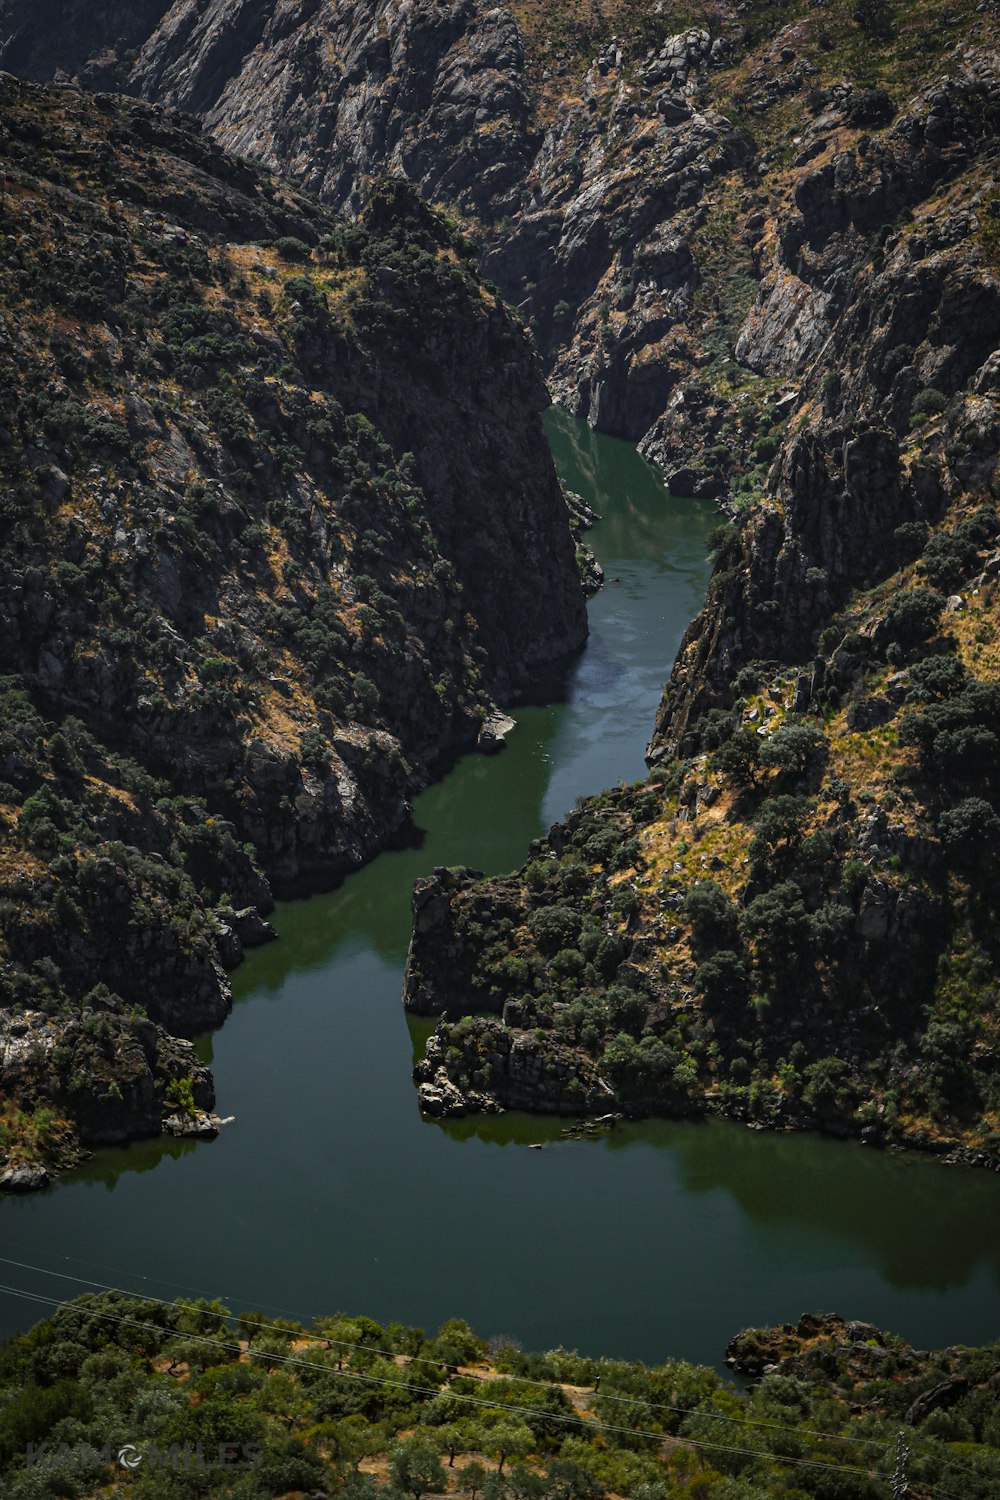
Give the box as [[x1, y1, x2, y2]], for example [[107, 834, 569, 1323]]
[[484, 1420, 534, 1474], [463, 1460, 488, 1500], [683, 880, 740, 952], [693, 950, 748, 1011], [742, 881, 812, 983], [546, 1455, 606, 1500], [938, 797, 1000, 868], [390, 1436, 448, 1500], [748, 795, 811, 870], [710, 726, 761, 788], [505, 1463, 548, 1499], [758, 722, 825, 778], [434, 1422, 475, 1467], [881, 588, 944, 652], [165, 1076, 196, 1116]]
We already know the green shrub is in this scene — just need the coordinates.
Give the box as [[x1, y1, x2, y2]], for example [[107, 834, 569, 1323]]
[[881, 588, 944, 650], [273, 236, 312, 262]]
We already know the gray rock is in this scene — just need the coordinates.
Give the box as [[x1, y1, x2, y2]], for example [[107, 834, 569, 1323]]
[[0, 1163, 49, 1192]]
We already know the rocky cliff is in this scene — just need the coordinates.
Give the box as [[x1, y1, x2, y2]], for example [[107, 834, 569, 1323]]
[[3, 0, 989, 499], [0, 75, 585, 1185], [404, 39, 1000, 1165], [3, 2, 1000, 1169]]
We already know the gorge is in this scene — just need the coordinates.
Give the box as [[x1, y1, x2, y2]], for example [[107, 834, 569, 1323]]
[[0, 4, 998, 1496], [2, 411, 998, 1375]]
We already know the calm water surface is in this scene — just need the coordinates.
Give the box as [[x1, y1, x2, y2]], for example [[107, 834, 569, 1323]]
[[3, 409, 998, 1369]]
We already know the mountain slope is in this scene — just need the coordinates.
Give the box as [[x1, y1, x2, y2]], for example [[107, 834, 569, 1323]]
[[0, 74, 586, 1186], [403, 43, 1000, 1164], [2, 5, 999, 1168], [3, 0, 993, 493]]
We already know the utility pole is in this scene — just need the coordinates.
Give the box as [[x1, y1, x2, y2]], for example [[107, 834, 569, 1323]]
[[891, 1430, 909, 1499]]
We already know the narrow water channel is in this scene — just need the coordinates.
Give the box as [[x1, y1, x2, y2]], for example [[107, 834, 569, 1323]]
[[2, 409, 998, 1370]]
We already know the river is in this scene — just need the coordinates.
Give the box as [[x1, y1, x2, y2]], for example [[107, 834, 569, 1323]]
[[2, 409, 998, 1370]]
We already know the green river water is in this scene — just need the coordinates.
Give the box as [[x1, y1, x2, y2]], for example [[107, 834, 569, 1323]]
[[2, 408, 998, 1370]]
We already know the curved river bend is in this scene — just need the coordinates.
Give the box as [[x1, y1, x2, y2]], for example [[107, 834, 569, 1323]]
[[2, 410, 998, 1369]]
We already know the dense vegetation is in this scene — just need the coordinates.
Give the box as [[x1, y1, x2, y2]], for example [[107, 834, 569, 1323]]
[[0, 1293, 997, 1500], [409, 490, 1000, 1159]]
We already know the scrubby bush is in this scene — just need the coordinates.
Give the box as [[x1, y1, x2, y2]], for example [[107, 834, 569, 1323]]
[[938, 797, 1000, 866], [693, 949, 748, 1010], [710, 727, 761, 787], [684, 881, 740, 953], [880, 588, 944, 650], [528, 906, 582, 957], [273, 236, 312, 262]]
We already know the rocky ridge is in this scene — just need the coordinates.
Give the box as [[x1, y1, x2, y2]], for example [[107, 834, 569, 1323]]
[[6, 1, 998, 498], [0, 75, 585, 1184]]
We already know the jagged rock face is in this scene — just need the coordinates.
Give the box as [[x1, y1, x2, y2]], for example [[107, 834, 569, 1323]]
[[3, 1, 999, 502], [122, 6, 748, 463], [484, 29, 745, 449], [0, 0, 172, 86], [0, 3, 765, 477], [652, 48, 1000, 759], [128, 0, 536, 221], [402, 40, 1000, 1162]]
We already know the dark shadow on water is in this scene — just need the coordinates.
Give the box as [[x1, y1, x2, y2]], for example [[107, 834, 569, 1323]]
[[427, 1107, 1000, 1295], [34, 1134, 200, 1195], [612, 1117, 1000, 1293]]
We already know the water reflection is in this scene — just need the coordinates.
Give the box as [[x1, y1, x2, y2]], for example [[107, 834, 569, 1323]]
[[429, 1110, 1000, 1296]]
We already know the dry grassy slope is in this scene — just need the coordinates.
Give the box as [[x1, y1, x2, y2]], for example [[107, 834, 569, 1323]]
[[0, 75, 586, 1185]]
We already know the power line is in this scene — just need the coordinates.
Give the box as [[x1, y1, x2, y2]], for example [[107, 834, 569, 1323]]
[[0, 1252, 904, 1460], [0, 1248, 983, 1494], [0, 1235, 324, 1327], [0, 1279, 893, 1489], [0, 1253, 988, 1497]]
